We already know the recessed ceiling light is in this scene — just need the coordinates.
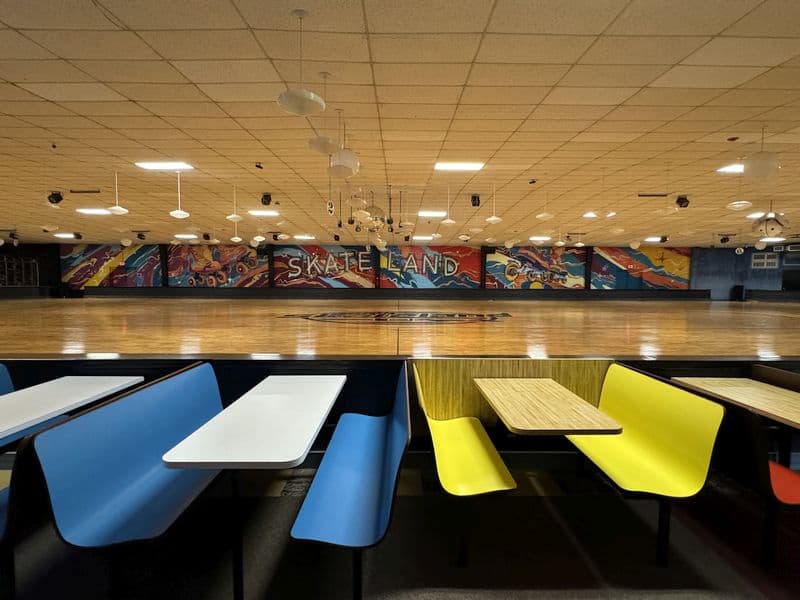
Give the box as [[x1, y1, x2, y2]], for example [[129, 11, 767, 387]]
[[433, 162, 484, 171], [574, 241, 585, 247], [412, 235, 433, 241], [536, 211, 554, 221], [54, 232, 76, 239], [174, 233, 198, 240], [75, 208, 111, 215], [418, 210, 447, 218], [248, 209, 280, 217], [606, 211, 617, 218], [582, 211, 598, 218], [294, 234, 315, 240], [529, 235, 551, 242], [644, 236, 666, 243], [716, 163, 744, 174], [746, 211, 765, 219], [135, 161, 193, 171], [760, 236, 785, 243], [727, 200, 752, 211]]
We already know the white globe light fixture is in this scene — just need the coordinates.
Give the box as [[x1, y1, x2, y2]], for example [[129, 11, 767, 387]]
[[169, 171, 189, 219], [329, 148, 360, 179]]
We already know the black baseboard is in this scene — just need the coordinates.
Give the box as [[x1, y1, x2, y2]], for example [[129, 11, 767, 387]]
[[745, 290, 800, 302], [83, 286, 711, 300], [0, 286, 52, 298]]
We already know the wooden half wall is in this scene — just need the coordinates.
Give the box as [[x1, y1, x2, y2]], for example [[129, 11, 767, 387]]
[[412, 358, 613, 424]]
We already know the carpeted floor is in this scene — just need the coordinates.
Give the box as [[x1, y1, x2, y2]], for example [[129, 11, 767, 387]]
[[9, 452, 800, 599]]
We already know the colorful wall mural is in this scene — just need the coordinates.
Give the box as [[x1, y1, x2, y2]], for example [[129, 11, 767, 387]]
[[486, 246, 586, 289], [273, 245, 375, 288], [379, 246, 481, 289], [61, 244, 162, 290], [167, 245, 269, 287], [590, 247, 691, 290]]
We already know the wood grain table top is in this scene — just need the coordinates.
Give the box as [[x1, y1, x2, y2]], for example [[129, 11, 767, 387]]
[[473, 378, 622, 436], [673, 377, 800, 429]]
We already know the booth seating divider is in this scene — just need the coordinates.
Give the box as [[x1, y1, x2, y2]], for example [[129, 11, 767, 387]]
[[291, 362, 410, 600], [568, 364, 724, 565], [1, 361, 223, 596]]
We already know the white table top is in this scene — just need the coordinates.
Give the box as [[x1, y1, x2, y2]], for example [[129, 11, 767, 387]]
[[0, 375, 144, 440], [163, 375, 347, 469]]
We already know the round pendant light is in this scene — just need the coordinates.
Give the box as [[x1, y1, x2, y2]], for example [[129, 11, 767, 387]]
[[277, 10, 326, 117], [329, 148, 360, 179], [169, 171, 189, 219], [744, 126, 781, 180], [485, 184, 502, 225], [226, 185, 242, 222], [108, 172, 129, 215]]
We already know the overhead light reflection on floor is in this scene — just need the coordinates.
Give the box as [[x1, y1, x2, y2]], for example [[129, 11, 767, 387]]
[[527, 344, 549, 359]]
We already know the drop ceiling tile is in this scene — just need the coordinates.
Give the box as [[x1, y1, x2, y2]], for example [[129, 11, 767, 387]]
[[109, 83, 211, 102], [364, 0, 491, 32], [529, 105, 614, 119], [315, 84, 374, 103], [489, 0, 626, 34], [680, 106, 768, 121], [0, 30, 54, 59], [238, 116, 315, 129], [373, 63, 470, 86], [381, 118, 449, 130], [520, 119, 595, 132], [0, 0, 119, 29], [140, 31, 263, 60], [455, 105, 532, 119], [273, 60, 373, 85], [217, 101, 293, 117], [477, 34, 594, 64], [651, 65, 766, 88], [26, 31, 158, 60], [256, 31, 369, 62], [60, 101, 152, 116], [543, 87, 639, 105], [20, 115, 103, 128], [73, 60, 188, 83], [605, 106, 690, 120], [379, 104, 456, 119], [683, 38, 800, 67], [101, 0, 246, 29], [560, 65, 669, 87], [0, 60, 93, 83], [624, 87, 726, 106], [461, 86, 549, 104], [467, 64, 568, 87], [370, 34, 481, 63], [234, 0, 365, 32], [741, 68, 800, 89], [580, 36, 709, 65], [88, 116, 172, 129], [19, 83, 126, 101], [450, 119, 522, 132], [376, 85, 461, 104], [724, 0, 800, 37], [171, 60, 280, 84], [608, 0, 761, 35], [706, 89, 800, 106], [0, 84, 42, 101], [588, 120, 665, 132], [657, 120, 733, 133]]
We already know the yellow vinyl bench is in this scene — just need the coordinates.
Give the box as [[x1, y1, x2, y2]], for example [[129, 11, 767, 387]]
[[413, 364, 515, 496], [567, 363, 724, 564]]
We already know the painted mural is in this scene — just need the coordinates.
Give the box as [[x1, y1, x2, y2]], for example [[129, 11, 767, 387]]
[[485, 246, 586, 289], [379, 246, 481, 289], [167, 245, 269, 287], [591, 247, 691, 290], [61, 244, 162, 289], [273, 245, 375, 288]]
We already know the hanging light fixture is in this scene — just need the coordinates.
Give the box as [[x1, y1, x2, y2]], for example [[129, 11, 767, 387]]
[[744, 126, 780, 180], [230, 219, 242, 243], [226, 185, 242, 222], [536, 192, 553, 221], [442, 187, 456, 225], [107, 172, 129, 215], [398, 191, 414, 228], [308, 72, 342, 154], [277, 9, 326, 116], [329, 110, 360, 179], [485, 184, 502, 225], [169, 171, 189, 219]]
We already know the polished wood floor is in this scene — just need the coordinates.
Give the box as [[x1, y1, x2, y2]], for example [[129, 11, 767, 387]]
[[2, 298, 799, 359]]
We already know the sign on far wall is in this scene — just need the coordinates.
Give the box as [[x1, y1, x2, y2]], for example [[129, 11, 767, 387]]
[[591, 247, 691, 290], [486, 246, 586, 289], [273, 245, 375, 288], [379, 246, 481, 288], [167, 245, 269, 287], [61, 244, 162, 290]]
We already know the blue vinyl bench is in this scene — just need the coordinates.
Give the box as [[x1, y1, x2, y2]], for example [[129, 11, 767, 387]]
[[0, 364, 12, 396], [18, 361, 222, 596], [291, 362, 410, 600]]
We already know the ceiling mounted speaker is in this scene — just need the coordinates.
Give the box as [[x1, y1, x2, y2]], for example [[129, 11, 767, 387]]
[[329, 148, 360, 179], [278, 88, 326, 116], [308, 135, 341, 155]]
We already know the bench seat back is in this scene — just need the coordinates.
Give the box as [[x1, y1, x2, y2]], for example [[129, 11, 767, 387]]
[[378, 362, 410, 531], [599, 364, 724, 486], [0, 363, 13, 395], [32, 363, 222, 548]]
